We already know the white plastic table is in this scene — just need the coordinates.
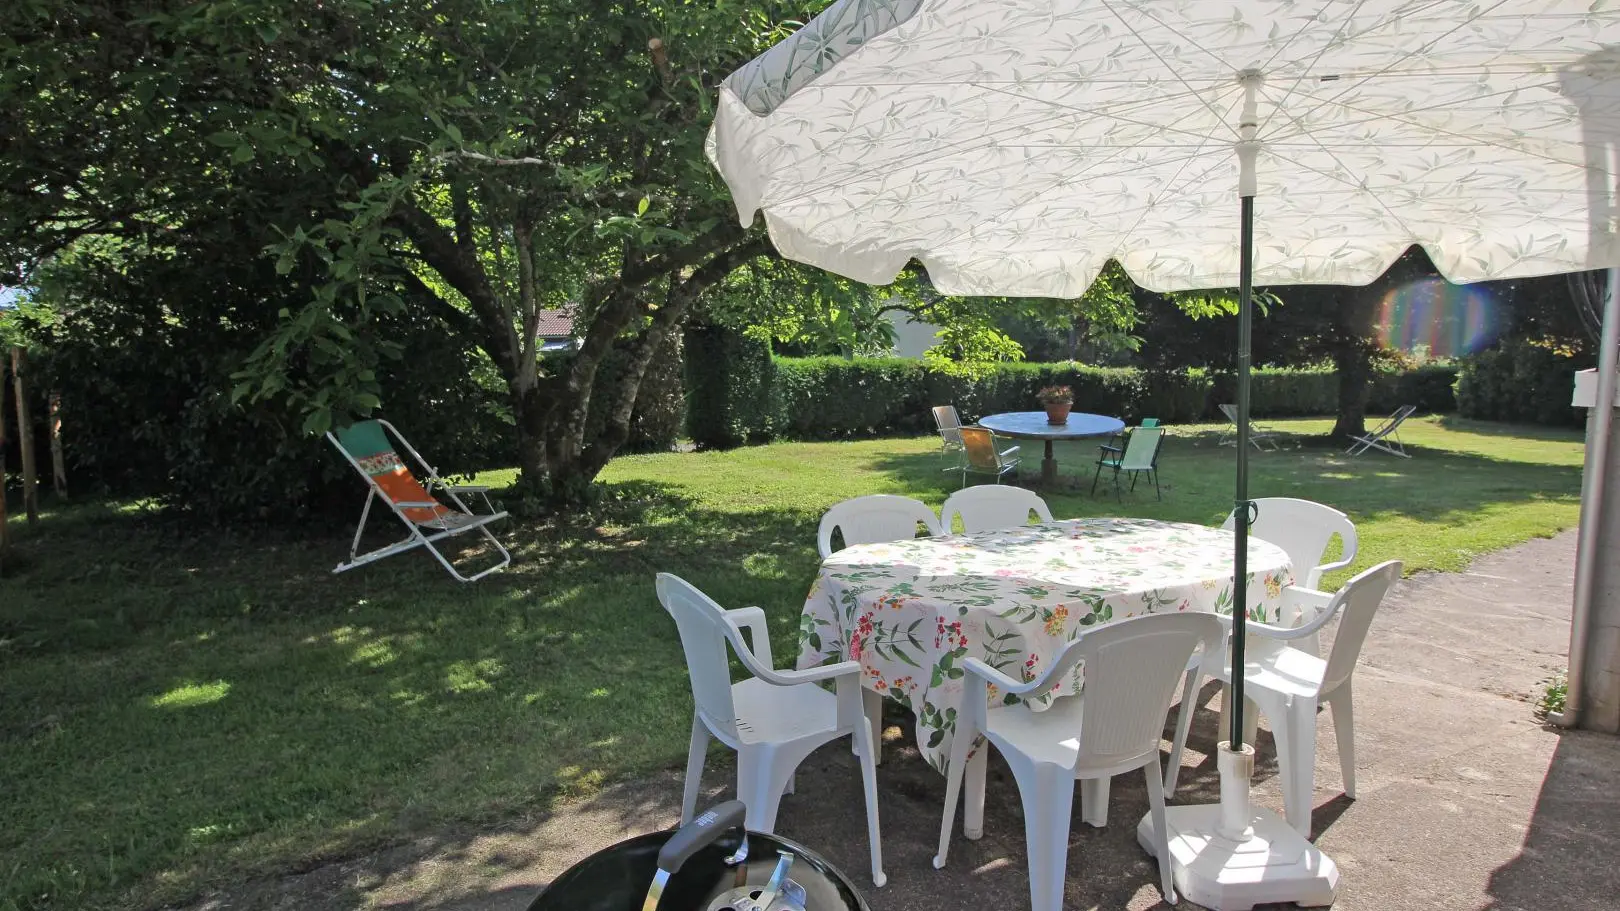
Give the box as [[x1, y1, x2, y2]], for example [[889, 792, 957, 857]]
[[977, 411, 1126, 485], [796, 517, 1294, 826]]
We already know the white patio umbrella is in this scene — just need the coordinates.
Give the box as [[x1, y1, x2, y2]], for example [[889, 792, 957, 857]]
[[708, 0, 1620, 906]]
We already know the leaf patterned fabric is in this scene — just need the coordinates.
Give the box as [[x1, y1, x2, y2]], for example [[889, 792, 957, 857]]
[[796, 518, 1293, 771], [710, 0, 1620, 294]]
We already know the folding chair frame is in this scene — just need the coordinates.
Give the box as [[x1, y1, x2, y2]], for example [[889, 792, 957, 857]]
[[328, 420, 512, 582], [1091, 426, 1165, 500], [1346, 405, 1417, 458], [957, 425, 1021, 487], [1217, 403, 1282, 451]]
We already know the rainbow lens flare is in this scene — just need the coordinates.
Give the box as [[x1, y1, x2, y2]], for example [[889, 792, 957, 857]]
[[1376, 278, 1502, 357]]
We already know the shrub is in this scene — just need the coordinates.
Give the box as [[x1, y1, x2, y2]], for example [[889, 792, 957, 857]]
[[683, 323, 775, 449], [1456, 342, 1586, 427], [683, 358, 1460, 444]]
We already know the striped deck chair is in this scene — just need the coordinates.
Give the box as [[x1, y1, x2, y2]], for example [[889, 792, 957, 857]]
[[328, 419, 511, 582]]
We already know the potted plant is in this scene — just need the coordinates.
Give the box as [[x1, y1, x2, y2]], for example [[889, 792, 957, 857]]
[[1037, 385, 1074, 425]]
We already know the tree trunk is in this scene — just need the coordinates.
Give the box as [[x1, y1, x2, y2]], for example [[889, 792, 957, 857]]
[[1330, 341, 1373, 441], [514, 384, 549, 486], [11, 348, 37, 524], [49, 393, 67, 497]]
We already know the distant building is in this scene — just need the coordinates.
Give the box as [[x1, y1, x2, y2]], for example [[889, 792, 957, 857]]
[[535, 307, 578, 352], [885, 307, 942, 359]]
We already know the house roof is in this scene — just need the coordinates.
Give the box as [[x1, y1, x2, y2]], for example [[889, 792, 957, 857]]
[[534, 307, 575, 338]]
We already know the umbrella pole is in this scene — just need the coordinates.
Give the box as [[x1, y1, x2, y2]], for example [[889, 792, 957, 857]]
[[1230, 192, 1255, 751], [1139, 73, 1338, 907]]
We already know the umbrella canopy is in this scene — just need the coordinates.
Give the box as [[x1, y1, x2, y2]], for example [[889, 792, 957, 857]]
[[709, 0, 1620, 296]]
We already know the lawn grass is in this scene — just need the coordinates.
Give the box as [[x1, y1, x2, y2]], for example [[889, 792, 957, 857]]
[[0, 415, 1585, 910]]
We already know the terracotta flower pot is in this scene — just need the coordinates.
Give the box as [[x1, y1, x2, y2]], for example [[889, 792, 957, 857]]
[[1044, 402, 1072, 425]]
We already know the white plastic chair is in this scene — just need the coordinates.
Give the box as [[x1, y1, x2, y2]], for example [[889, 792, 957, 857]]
[[816, 494, 943, 559], [934, 612, 1226, 910], [1222, 497, 1359, 657], [1164, 561, 1403, 836], [656, 573, 886, 887], [941, 485, 1054, 534]]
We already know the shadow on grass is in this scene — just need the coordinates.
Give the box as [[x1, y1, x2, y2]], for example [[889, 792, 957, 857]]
[[864, 432, 1581, 530]]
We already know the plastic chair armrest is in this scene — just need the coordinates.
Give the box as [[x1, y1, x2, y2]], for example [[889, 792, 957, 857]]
[[762, 660, 863, 686], [1248, 587, 1342, 641], [963, 657, 1051, 696], [724, 606, 774, 669]]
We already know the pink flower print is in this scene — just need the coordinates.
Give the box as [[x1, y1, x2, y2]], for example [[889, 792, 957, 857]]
[[1178, 599, 1190, 612], [1022, 652, 1040, 682]]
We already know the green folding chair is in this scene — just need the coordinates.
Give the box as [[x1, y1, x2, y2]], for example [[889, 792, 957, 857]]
[[1091, 425, 1165, 500]]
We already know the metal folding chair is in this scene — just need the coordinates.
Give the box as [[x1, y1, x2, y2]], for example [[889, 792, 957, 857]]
[[1347, 405, 1417, 458], [327, 419, 511, 582]]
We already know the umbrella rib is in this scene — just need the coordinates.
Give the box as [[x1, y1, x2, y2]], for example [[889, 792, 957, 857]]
[[1263, 98, 1424, 243], [1098, 0, 1240, 141], [762, 82, 1230, 213], [1112, 94, 1247, 259], [1277, 84, 1601, 175], [1261, 0, 1519, 136], [976, 82, 1240, 148], [1257, 0, 1372, 136]]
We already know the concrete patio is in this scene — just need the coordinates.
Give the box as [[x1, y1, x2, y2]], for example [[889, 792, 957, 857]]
[[187, 530, 1620, 911]]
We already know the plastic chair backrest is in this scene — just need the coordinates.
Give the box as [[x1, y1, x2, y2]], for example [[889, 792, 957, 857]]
[[1120, 426, 1163, 470], [933, 405, 964, 445], [1320, 560, 1402, 695], [655, 573, 739, 736], [1141, 418, 1160, 428], [817, 495, 944, 557], [942, 485, 1054, 534], [959, 426, 1005, 472], [1030, 613, 1224, 767], [1224, 497, 1358, 589], [331, 420, 448, 524]]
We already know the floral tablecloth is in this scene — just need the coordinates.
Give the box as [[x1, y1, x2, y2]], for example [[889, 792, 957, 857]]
[[796, 518, 1293, 772]]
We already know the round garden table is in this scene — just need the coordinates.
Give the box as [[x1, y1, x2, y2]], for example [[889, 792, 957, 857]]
[[796, 517, 1294, 826], [977, 411, 1126, 485]]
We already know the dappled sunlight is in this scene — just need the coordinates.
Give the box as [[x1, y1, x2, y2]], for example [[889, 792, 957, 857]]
[[149, 680, 231, 709], [445, 658, 505, 694]]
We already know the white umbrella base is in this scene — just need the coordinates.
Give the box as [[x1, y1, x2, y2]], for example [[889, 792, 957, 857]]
[[1136, 805, 1338, 910]]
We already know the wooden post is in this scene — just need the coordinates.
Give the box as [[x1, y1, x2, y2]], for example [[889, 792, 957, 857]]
[[11, 347, 37, 524], [0, 354, 9, 558], [49, 393, 66, 497]]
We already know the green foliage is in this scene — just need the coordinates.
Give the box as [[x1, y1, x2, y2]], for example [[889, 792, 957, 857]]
[[683, 322, 775, 449], [1455, 341, 1588, 427], [690, 357, 1459, 442], [1537, 670, 1569, 719]]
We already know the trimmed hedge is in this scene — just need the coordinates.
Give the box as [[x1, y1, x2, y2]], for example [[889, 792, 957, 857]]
[[1456, 342, 1587, 427], [684, 323, 776, 449], [690, 357, 1459, 445]]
